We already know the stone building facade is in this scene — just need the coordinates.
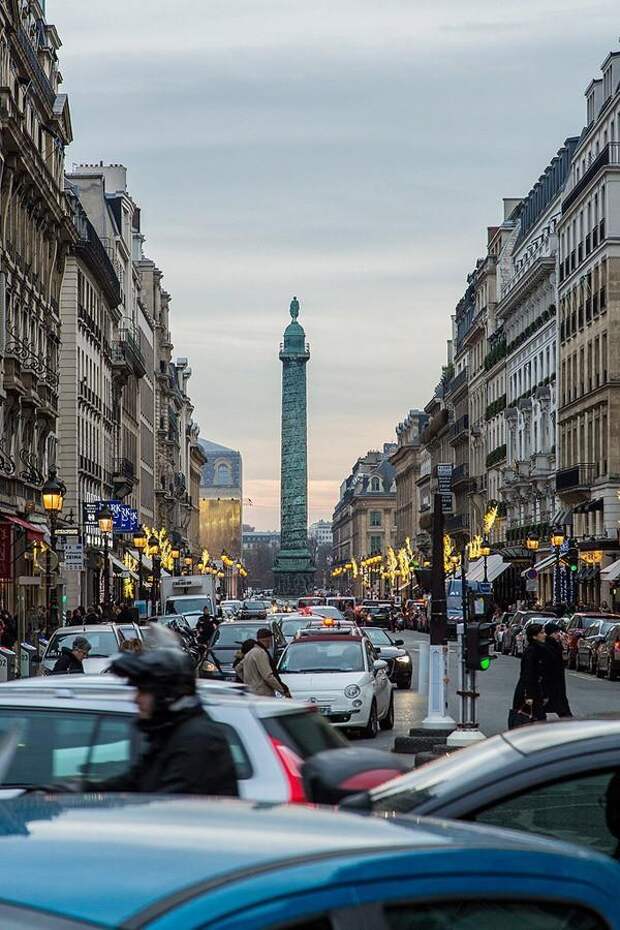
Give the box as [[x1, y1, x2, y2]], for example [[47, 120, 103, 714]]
[[390, 410, 427, 549]]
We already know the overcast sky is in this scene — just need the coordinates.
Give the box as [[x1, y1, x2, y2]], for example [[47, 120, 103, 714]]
[[51, 0, 618, 530]]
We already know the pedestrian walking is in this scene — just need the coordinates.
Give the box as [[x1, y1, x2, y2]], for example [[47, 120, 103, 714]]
[[543, 621, 572, 717], [237, 627, 291, 698], [510, 623, 551, 726]]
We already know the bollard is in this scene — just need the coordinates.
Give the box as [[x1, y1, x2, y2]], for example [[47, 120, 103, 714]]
[[417, 639, 429, 695]]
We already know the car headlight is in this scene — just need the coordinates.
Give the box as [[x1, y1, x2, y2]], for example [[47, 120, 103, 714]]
[[344, 684, 361, 698], [202, 661, 219, 673], [396, 655, 411, 664]]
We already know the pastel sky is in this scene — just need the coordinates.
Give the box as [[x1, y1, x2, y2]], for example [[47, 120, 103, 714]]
[[50, 0, 618, 529]]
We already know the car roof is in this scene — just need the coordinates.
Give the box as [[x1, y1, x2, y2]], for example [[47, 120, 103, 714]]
[[0, 796, 610, 927], [572, 612, 620, 619], [502, 717, 620, 754], [49, 624, 120, 634], [292, 632, 363, 643]]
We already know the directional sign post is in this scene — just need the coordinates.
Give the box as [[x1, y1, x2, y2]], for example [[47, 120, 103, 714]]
[[436, 464, 453, 514], [63, 543, 84, 572]]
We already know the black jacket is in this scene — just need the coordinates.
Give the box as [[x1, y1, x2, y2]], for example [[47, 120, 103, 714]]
[[544, 636, 572, 716], [91, 699, 239, 796], [512, 641, 551, 718], [52, 648, 84, 675]]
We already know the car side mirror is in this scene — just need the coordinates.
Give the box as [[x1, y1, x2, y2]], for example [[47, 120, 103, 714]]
[[395, 639, 404, 646], [373, 659, 388, 671]]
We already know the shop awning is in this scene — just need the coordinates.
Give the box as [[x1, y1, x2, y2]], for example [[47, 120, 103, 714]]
[[126, 549, 170, 576], [2, 515, 47, 542], [109, 554, 137, 580], [575, 565, 600, 582], [467, 554, 509, 583], [521, 552, 557, 577], [601, 558, 620, 582], [551, 507, 573, 527]]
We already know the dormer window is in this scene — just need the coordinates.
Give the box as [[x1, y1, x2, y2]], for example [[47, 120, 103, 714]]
[[587, 91, 595, 125], [603, 67, 612, 100]]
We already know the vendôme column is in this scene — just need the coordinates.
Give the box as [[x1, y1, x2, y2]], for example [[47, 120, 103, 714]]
[[273, 297, 316, 596]]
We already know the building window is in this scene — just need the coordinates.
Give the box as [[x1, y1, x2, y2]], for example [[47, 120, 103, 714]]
[[369, 534, 382, 554], [370, 477, 381, 492], [215, 462, 232, 486], [369, 510, 382, 527]]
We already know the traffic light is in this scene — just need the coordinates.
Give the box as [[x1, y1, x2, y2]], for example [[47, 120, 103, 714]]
[[465, 622, 494, 671], [566, 544, 579, 574]]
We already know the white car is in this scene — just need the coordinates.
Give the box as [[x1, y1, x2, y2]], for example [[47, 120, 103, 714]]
[[39, 623, 143, 675], [278, 629, 394, 739], [308, 606, 345, 621]]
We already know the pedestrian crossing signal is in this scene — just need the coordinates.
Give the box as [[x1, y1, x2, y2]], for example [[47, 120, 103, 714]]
[[465, 622, 494, 672]]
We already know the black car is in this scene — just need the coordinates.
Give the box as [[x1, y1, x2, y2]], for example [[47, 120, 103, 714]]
[[204, 619, 286, 680], [360, 604, 392, 629], [596, 623, 620, 681], [239, 599, 268, 620], [342, 719, 620, 858], [362, 627, 412, 689]]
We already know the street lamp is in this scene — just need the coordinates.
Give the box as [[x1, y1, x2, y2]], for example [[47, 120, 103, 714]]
[[42, 466, 65, 630], [98, 503, 114, 608], [526, 532, 540, 606], [183, 552, 193, 575], [133, 525, 147, 601], [480, 536, 491, 584], [148, 533, 160, 615], [551, 527, 565, 608], [171, 545, 181, 576]]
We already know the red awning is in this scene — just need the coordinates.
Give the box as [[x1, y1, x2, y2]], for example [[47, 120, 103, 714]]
[[2, 516, 45, 541]]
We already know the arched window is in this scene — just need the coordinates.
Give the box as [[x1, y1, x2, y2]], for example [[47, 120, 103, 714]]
[[215, 462, 232, 486], [371, 477, 380, 492]]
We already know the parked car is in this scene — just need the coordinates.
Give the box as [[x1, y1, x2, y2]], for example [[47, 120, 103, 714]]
[[563, 613, 620, 668], [0, 675, 348, 802], [575, 618, 620, 673], [502, 610, 556, 656], [278, 628, 394, 738], [0, 795, 618, 929], [342, 718, 620, 860], [596, 622, 620, 681], [39, 623, 140, 675], [513, 615, 558, 657], [205, 619, 286, 680], [362, 626, 412, 689]]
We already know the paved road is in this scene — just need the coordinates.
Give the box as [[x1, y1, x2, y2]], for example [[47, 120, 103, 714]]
[[356, 630, 620, 753]]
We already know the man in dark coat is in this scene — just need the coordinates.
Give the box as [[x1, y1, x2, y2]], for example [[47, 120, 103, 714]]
[[544, 621, 573, 717], [85, 648, 238, 797], [52, 636, 91, 674], [512, 623, 551, 721]]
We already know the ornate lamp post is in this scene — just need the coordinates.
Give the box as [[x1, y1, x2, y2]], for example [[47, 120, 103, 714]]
[[133, 525, 147, 601], [97, 503, 114, 608], [170, 545, 181, 576], [148, 533, 160, 615], [42, 466, 65, 630], [183, 551, 193, 575], [480, 536, 491, 584], [526, 532, 539, 605], [550, 527, 565, 608]]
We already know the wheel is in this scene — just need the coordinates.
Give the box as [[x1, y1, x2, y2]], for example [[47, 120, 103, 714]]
[[380, 693, 395, 731], [362, 700, 378, 739], [398, 674, 412, 691], [608, 660, 618, 682]]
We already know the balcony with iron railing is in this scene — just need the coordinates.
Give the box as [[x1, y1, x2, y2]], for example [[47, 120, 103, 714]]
[[444, 366, 468, 398], [563, 142, 620, 213], [111, 327, 146, 379], [449, 414, 469, 444], [556, 463, 595, 495]]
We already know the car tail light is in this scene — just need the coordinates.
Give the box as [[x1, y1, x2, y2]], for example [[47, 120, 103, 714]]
[[614, 639, 620, 656], [269, 736, 307, 803], [340, 769, 404, 791]]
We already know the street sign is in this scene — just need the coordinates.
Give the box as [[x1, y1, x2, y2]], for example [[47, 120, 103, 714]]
[[526, 578, 537, 592], [436, 463, 453, 514], [63, 543, 84, 571], [526, 568, 537, 580], [56, 527, 80, 537]]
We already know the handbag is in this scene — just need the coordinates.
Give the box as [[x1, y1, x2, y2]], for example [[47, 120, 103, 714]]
[[508, 704, 534, 730]]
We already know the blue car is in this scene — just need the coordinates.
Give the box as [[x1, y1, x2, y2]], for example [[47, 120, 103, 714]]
[[0, 796, 617, 929]]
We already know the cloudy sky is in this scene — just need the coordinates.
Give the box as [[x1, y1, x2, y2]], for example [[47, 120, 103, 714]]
[[51, 0, 618, 529]]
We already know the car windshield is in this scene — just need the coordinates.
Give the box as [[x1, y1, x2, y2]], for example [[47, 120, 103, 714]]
[[46, 631, 118, 658], [242, 602, 266, 612], [279, 640, 364, 673], [370, 736, 514, 813], [364, 628, 392, 646], [572, 616, 603, 631], [168, 597, 212, 615], [281, 618, 311, 638], [212, 625, 260, 646], [310, 607, 344, 620]]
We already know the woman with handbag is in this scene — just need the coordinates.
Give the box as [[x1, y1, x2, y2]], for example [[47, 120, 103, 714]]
[[509, 623, 551, 728]]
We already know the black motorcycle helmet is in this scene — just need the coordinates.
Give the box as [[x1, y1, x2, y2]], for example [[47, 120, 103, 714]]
[[108, 648, 196, 706]]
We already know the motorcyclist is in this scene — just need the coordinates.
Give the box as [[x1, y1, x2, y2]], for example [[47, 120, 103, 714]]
[[196, 607, 217, 647], [84, 648, 238, 796]]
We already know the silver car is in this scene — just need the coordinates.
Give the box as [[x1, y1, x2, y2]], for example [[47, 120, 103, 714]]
[[0, 675, 347, 802], [40, 623, 142, 675]]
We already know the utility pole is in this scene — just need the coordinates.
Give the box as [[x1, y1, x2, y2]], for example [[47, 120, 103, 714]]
[[421, 493, 455, 730]]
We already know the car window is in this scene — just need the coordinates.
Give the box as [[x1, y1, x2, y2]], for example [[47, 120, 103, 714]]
[[606, 625, 620, 643], [216, 722, 253, 780], [281, 619, 312, 638], [261, 711, 347, 758], [279, 641, 364, 673], [45, 631, 118, 658], [212, 625, 260, 646], [364, 628, 392, 646], [385, 901, 607, 930], [473, 769, 620, 856], [84, 715, 137, 781], [0, 710, 134, 786]]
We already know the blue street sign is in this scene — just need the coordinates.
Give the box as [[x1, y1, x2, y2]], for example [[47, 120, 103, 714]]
[[82, 501, 139, 535]]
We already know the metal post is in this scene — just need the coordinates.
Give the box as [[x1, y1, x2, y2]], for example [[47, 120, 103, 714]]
[[103, 532, 110, 606], [137, 551, 143, 601], [554, 545, 560, 608], [422, 494, 455, 730], [48, 512, 58, 631], [151, 556, 160, 615], [448, 545, 485, 747], [483, 553, 488, 584]]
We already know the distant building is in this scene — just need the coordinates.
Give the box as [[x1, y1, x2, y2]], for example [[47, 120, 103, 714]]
[[243, 529, 280, 550], [199, 439, 243, 559], [309, 520, 333, 547]]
